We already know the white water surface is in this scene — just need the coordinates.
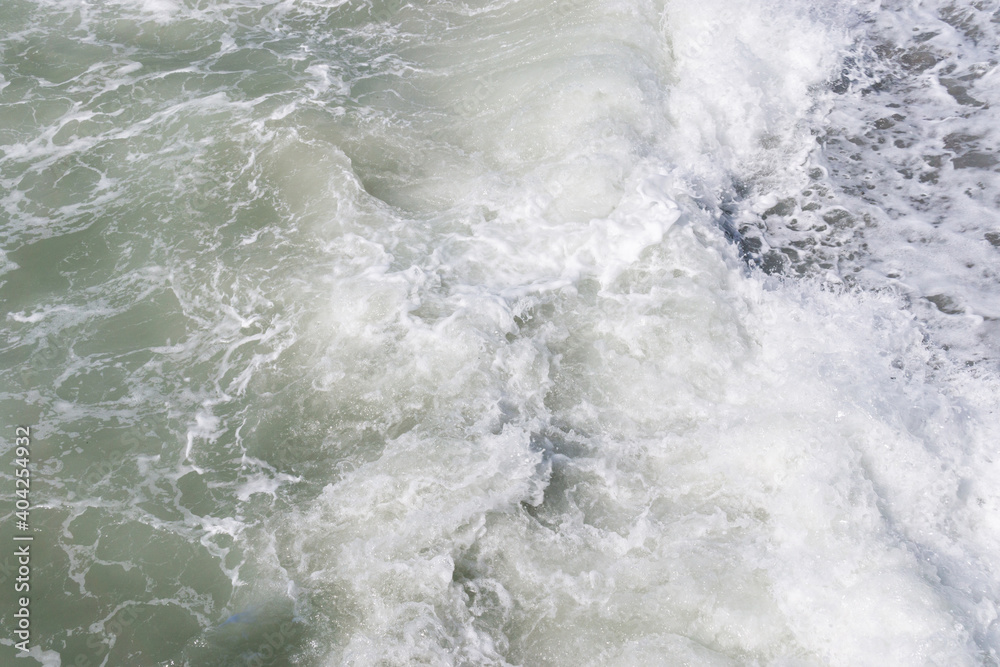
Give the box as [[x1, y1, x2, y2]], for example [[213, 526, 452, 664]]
[[1, 0, 999, 665]]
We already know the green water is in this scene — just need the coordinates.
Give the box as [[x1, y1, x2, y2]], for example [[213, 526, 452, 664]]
[[0, 2, 421, 663]]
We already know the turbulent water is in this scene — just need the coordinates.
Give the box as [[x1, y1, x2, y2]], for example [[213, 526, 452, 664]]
[[2, 0, 1000, 664]]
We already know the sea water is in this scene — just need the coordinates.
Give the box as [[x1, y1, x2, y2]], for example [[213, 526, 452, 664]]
[[1, 0, 999, 664]]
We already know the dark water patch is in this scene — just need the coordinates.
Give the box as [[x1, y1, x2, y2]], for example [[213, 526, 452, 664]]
[[175, 604, 306, 667], [953, 151, 999, 169], [67, 289, 186, 358], [0, 224, 102, 310], [940, 77, 987, 107], [926, 293, 965, 315]]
